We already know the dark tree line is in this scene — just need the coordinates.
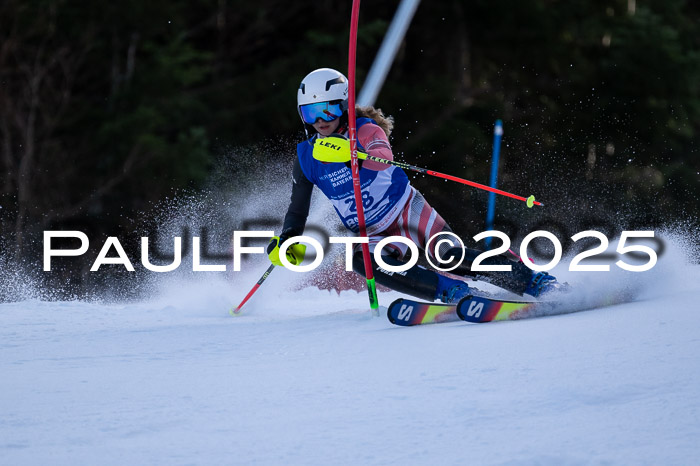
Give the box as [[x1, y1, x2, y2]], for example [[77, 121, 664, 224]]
[[1, 0, 699, 287]]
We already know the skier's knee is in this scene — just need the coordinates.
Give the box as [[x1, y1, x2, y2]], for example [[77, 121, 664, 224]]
[[352, 250, 400, 276], [352, 252, 439, 302]]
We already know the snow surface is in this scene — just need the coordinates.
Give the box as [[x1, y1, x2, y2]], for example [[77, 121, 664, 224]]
[[1, 235, 699, 465]]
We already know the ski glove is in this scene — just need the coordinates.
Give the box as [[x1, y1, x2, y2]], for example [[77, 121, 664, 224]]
[[313, 134, 368, 164], [267, 236, 306, 267]]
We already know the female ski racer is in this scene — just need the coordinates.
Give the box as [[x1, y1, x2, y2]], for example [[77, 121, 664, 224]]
[[267, 68, 559, 303]]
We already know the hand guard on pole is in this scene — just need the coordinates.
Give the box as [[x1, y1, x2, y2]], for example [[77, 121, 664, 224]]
[[267, 236, 307, 267], [313, 133, 368, 163]]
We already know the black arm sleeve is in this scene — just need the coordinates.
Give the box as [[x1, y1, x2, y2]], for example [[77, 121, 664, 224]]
[[281, 157, 314, 238]]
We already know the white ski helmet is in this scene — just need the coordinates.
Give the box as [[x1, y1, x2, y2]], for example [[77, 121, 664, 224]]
[[297, 68, 349, 124]]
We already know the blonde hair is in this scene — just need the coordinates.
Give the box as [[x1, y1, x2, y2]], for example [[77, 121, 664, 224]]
[[356, 105, 394, 137]]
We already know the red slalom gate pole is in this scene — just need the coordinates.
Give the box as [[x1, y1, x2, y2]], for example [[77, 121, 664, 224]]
[[348, 0, 379, 311]]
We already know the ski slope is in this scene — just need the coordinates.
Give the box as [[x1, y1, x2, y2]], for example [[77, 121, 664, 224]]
[[1, 237, 699, 465]]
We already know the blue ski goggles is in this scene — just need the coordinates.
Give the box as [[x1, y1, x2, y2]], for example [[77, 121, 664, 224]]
[[299, 101, 344, 124]]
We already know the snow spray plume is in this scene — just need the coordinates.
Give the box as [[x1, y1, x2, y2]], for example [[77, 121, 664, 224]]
[[0, 255, 40, 302], [131, 138, 345, 314], [521, 224, 699, 320]]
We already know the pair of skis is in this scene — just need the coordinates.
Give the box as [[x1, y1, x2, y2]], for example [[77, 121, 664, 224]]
[[387, 295, 558, 326]]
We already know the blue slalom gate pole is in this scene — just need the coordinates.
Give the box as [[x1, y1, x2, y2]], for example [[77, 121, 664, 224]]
[[484, 120, 503, 248]]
